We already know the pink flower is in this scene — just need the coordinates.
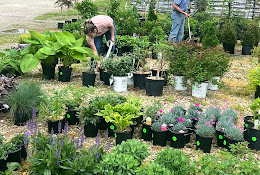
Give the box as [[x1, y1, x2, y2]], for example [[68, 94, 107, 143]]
[[3, 104, 9, 109], [172, 101, 176, 103], [199, 98, 203, 100], [163, 102, 167, 105], [195, 118, 197, 120], [205, 122, 208, 125], [211, 119, 213, 122], [171, 109, 175, 111], [180, 97, 183, 100], [155, 113, 158, 116], [240, 129, 243, 132], [195, 103, 200, 106], [179, 118, 184, 123], [212, 121, 215, 124], [188, 98, 191, 100], [224, 99, 228, 102], [240, 118, 244, 121], [209, 125, 212, 127], [159, 109, 163, 113]]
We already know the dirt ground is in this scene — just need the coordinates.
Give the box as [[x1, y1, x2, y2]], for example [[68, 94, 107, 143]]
[[0, 0, 60, 32]]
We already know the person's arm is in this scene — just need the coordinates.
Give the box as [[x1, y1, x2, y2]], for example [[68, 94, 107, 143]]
[[173, 3, 189, 18], [86, 35, 98, 56]]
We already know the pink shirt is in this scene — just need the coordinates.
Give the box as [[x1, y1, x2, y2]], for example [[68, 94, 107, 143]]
[[86, 15, 114, 46]]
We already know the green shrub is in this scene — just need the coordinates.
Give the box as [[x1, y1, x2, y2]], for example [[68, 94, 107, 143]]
[[62, 20, 84, 39], [106, 0, 121, 19], [75, 0, 98, 19], [148, 27, 167, 44], [201, 21, 219, 48], [136, 162, 171, 175], [241, 22, 259, 46], [94, 152, 139, 175], [155, 148, 193, 174], [220, 20, 237, 44], [112, 139, 149, 163], [147, 5, 157, 21]]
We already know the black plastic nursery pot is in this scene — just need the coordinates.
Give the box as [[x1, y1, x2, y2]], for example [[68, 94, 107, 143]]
[[58, 22, 64, 29], [7, 146, 22, 164], [141, 121, 153, 141], [117, 46, 133, 56], [216, 130, 225, 148], [97, 117, 109, 130], [255, 86, 260, 99], [152, 129, 167, 147], [82, 72, 96, 87], [170, 131, 186, 148], [108, 122, 115, 137], [223, 43, 235, 54], [14, 112, 30, 126], [248, 128, 260, 151], [41, 63, 56, 80], [146, 77, 164, 96], [47, 119, 65, 134], [84, 122, 98, 137], [72, 19, 77, 22], [133, 72, 150, 89], [58, 66, 72, 82], [18, 144, 27, 160], [242, 44, 253, 55], [130, 121, 138, 139], [196, 134, 213, 153], [0, 156, 8, 172], [133, 114, 143, 125], [65, 20, 71, 24], [115, 129, 131, 145], [103, 71, 111, 86], [99, 68, 104, 81], [151, 70, 168, 86], [223, 135, 243, 151], [244, 116, 254, 142], [65, 109, 79, 125]]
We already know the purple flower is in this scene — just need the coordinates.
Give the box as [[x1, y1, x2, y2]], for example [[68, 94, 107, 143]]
[[96, 132, 100, 145], [32, 107, 37, 119], [96, 152, 101, 159], [60, 139, 64, 147], [33, 123, 38, 135], [51, 129, 54, 135], [50, 138, 53, 146], [64, 122, 68, 134], [106, 142, 111, 151], [55, 148, 61, 159], [105, 129, 108, 140], [26, 131, 31, 136], [76, 139, 79, 149], [71, 136, 75, 142], [80, 133, 84, 148], [58, 121, 62, 133]]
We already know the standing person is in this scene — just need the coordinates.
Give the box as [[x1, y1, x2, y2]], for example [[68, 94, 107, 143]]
[[168, 0, 190, 43], [84, 15, 116, 56]]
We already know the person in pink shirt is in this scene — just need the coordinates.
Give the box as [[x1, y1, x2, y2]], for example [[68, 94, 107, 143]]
[[84, 15, 116, 56]]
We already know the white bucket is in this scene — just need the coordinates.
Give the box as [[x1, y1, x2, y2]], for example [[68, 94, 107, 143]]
[[192, 82, 209, 98], [174, 76, 187, 91], [207, 76, 220, 91], [113, 76, 128, 92], [127, 73, 134, 85]]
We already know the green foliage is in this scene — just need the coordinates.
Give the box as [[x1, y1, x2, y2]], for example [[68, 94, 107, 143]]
[[62, 20, 84, 40], [145, 101, 162, 120], [151, 121, 163, 132], [194, 0, 208, 12], [106, 0, 121, 19], [201, 21, 219, 48], [0, 48, 22, 75], [147, 5, 157, 21], [220, 20, 237, 44], [248, 65, 260, 91], [96, 100, 143, 132], [155, 148, 193, 174], [94, 151, 139, 175], [228, 141, 249, 156], [105, 56, 135, 76], [222, 108, 238, 122], [196, 123, 216, 137], [116, 35, 139, 48], [5, 81, 44, 120], [137, 20, 159, 36], [10, 133, 24, 146], [184, 17, 199, 39], [170, 122, 186, 133], [224, 125, 243, 141], [161, 113, 177, 126], [0, 162, 21, 175], [187, 105, 202, 120], [148, 27, 167, 44], [206, 107, 221, 121], [135, 162, 172, 175], [241, 22, 260, 45], [114, 6, 140, 35], [112, 139, 149, 163], [80, 94, 126, 124], [252, 45, 260, 59], [75, 0, 99, 19], [249, 97, 260, 121]]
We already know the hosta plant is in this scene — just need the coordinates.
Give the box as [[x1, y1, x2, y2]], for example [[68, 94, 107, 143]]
[[96, 102, 143, 132]]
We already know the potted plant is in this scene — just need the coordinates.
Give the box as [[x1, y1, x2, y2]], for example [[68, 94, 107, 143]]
[[201, 20, 219, 49], [205, 48, 231, 90], [252, 45, 260, 63], [101, 57, 113, 86], [141, 101, 162, 141], [151, 120, 167, 147], [96, 101, 142, 145], [248, 65, 260, 99], [9, 133, 27, 160], [248, 98, 260, 150], [4, 81, 44, 126], [0, 134, 8, 172], [223, 125, 244, 151], [82, 58, 97, 87], [38, 95, 67, 134], [0, 75, 15, 113], [220, 20, 237, 54], [169, 121, 188, 148], [116, 35, 138, 56], [0, 48, 23, 76], [105, 56, 134, 92], [148, 27, 167, 59], [146, 42, 170, 96], [241, 22, 259, 55], [195, 121, 216, 153]]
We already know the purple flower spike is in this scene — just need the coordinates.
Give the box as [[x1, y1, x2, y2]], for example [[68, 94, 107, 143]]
[[96, 152, 101, 159], [76, 139, 79, 149], [96, 132, 100, 145], [58, 121, 62, 134], [71, 135, 75, 142], [64, 122, 69, 134], [51, 129, 54, 135], [106, 142, 111, 151], [32, 107, 37, 119]]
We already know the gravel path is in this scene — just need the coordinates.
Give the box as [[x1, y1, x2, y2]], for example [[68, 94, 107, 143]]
[[0, 0, 59, 32]]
